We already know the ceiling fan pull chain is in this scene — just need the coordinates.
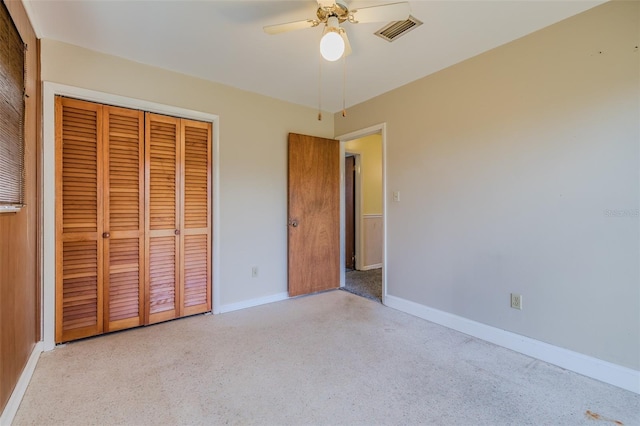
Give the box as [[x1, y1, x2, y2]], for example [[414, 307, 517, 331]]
[[342, 54, 347, 117]]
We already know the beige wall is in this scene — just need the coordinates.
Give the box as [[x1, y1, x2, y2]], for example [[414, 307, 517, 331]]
[[335, 1, 639, 370], [345, 134, 383, 269], [40, 39, 334, 307], [345, 134, 383, 215]]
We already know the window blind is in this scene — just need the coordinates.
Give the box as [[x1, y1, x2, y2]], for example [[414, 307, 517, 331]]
[[0, 1, 25, 210]]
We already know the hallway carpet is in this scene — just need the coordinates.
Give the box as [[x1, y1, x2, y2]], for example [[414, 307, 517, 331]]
[[343, 268, 382, 302], [14, 291, 639, 425]]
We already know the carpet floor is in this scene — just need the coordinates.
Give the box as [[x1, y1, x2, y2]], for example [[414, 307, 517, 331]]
[[342, 268, 382, 302], [13, 291, 639, 425]]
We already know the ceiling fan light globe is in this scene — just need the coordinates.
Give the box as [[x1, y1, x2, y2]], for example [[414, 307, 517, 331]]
[[320, 30, 345, 61]]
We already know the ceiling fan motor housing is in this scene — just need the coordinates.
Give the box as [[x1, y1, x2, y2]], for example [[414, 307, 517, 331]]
[[316, 3, 349, 24]]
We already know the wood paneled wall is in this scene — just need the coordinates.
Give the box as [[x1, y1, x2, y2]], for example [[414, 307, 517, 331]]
[[0, 0, 40, 413]]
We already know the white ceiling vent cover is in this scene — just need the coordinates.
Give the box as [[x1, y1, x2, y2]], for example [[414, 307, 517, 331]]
[[375, 16, 423, 42]]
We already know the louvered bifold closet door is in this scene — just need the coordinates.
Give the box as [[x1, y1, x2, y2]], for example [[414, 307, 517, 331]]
[[55, 97, 104, 343], [180, 119, 212, 315], [103, 106, 145, 331], [145, 113, 180, 324]]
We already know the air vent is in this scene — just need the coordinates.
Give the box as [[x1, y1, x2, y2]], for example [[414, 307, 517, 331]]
[[374, 15, 423, 42]]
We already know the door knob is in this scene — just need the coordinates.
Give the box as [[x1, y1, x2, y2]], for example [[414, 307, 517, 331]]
[[175, 229, 180, 235], [102, 232, 110, 238], [289, 219, 298, 228]]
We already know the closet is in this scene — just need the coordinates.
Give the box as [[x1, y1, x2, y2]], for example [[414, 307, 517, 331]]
[[55, 97, 212, 343]]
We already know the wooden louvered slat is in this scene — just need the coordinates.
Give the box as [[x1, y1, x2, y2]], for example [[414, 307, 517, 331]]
[[183, 125, 209, 229], [107, 239, 140, 321], [61, 105, 98, 234], [103, 106, 145, 332], [180, 119, 212, 315], [182, 235, 209, 313], [106, 108, 142, 231], [55, 97, 104, 343], [145, 113, 180, 324], [62, 239, 98, 330], [148, 236, 176, 316], [58, 100, 214, 338]]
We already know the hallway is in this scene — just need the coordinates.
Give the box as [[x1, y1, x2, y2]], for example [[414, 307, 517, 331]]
[[343, 268, 382, 302]]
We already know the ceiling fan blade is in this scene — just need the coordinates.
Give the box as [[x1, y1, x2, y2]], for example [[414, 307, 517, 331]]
[[317, 0, 336, 8], [340, 29, 352, 57], [350, 2, 410, 24], [263, 19, 318, 35]]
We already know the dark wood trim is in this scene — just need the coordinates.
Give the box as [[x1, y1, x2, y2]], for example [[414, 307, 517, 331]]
[[35, 37, 42, 343]]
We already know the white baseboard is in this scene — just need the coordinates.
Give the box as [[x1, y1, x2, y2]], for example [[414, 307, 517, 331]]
[[219, 292, 289, 314], [360, 263, 382, 271], [385, 295, 640, 394], [0, 342, 43, 426]]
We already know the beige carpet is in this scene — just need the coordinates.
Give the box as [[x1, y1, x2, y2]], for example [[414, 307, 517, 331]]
[[14, 291, 639, 425]]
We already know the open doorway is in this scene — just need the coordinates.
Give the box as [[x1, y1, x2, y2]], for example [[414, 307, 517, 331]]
[[340, 130, 384, 303]]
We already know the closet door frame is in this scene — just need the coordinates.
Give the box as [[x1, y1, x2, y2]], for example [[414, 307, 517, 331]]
[[45, 83, 219, 350]]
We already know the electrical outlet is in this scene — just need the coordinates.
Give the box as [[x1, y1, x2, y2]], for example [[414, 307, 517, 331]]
[[252, 266, 258, 278], [510, 293, 522, 310]]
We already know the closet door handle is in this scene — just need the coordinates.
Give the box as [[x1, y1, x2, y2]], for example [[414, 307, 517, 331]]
[[102, 232, 110, 238], [175, 229, 180, 235]]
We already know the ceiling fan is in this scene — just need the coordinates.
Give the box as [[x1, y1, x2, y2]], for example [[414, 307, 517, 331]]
[[263, 0, 411, 61]]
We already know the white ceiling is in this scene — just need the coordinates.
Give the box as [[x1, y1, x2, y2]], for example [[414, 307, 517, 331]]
[[25, 0, 605, 113]]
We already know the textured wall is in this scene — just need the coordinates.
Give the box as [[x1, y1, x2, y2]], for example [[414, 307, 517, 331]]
[[335, 1, 639, 370], [40, 39, 334, 309]]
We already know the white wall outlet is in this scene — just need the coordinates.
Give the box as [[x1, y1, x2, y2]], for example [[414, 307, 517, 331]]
[[252, 266, 258, 278], [510, 293, 522, 310]]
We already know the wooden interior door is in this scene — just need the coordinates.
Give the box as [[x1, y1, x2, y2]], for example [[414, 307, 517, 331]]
[[287, 133, 340, 297], [345, 155, 356, 270], [103, 106, 145, 332], [55, 97, 104, 342], [145, 113, 180, 324], [180, 119, 212, 315]]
